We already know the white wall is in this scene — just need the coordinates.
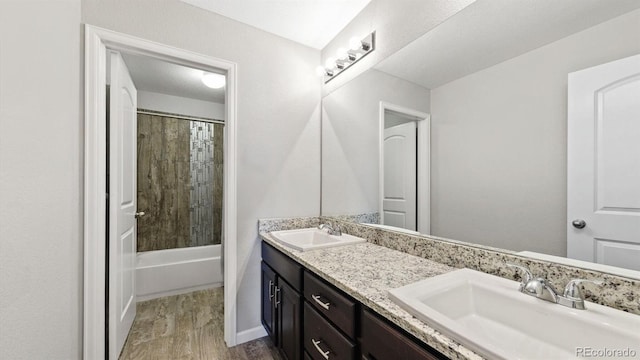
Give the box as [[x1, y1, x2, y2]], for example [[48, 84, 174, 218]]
[[322, 69, 430, 216], [0, 1, 82, 359], [82, 0, 321, 336], [430, 9, 640, 256], [0, 1, 320, 358], [321, 0, 475, 95], [137, 90, 225, 120]]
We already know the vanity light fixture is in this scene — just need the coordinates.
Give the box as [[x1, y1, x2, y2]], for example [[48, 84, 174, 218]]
[[319, 31, 375, 83], [201, 72, 226, 89]]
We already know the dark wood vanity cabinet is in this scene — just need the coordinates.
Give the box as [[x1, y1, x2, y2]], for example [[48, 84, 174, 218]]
[[261, 243, 303, 360], [304, 271, 357, 338], [278, 280, 302, 360], [303, 271, 358, 360], [262, 241, 448, 360], [360, 309, 446, 360], [304, 302, 357, 360], [261, 261, 278, 341]]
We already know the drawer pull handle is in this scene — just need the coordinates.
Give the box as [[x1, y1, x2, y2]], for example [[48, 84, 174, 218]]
[[268, 280, 274, 300], [311, 338, 331, 360], [311, 294, 331, 310], [274, 286, 281, 308]]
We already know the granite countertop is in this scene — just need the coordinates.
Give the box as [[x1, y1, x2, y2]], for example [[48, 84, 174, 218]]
[[260, 232, 485, 360]]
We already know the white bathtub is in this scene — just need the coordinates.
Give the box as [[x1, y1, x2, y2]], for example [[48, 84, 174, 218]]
[[136, 244, 223, 301]]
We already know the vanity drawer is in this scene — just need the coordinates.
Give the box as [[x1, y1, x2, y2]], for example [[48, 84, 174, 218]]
[[304, 271, 357, 338], [262, 242, 302, 292], [304, 302, 357, 360], [360, 309, 444, 360]]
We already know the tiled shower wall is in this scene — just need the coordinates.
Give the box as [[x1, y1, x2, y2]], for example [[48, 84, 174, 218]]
[[137, 112, 223, 252], [189, 121, 223, 247]]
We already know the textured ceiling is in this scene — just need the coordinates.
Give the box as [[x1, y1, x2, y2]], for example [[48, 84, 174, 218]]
[[375, 0, 640, 89], [181, 0, 371, 49], [122, 53, 225, 103]]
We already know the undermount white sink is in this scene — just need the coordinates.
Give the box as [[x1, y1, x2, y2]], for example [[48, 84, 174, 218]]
[[270, 228, 367, 251], [388, 268, 640, 360]]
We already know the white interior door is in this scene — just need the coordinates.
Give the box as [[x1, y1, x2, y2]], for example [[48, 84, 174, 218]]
[[109, 50, 138, 359], [383, 122, 417, 230], [567, 54, 640, 271]]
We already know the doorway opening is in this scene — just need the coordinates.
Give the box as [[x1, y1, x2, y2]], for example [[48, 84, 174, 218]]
[[378, 102, 430, 234], [107, 50, 228, 358], [84, 25, 238, 360]]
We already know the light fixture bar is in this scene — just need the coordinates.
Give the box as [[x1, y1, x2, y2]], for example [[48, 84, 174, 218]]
[[323, 31, 375, 83]]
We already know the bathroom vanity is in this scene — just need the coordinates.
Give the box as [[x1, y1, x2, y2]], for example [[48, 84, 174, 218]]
[[259, 228, 485, 360], [261, 240, 449, 360], [259, 219, 640, 360]]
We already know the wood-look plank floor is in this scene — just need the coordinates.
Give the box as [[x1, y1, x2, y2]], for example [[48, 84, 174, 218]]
[[119, 288, 283, 360]]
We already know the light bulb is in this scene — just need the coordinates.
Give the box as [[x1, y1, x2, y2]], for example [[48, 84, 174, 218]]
[[349, 36, 362, 50], [336, 47, 348, 60], [315, 66, 326, 77], [325, 57, 336, 69], [202, 73, 226, 89]]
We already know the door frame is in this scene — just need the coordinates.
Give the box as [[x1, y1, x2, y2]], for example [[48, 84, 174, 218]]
[[378, 101, 430, 234], [83, 25, 238, 359]]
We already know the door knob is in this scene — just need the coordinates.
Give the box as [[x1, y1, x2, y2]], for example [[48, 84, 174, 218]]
[[572, 219, 586, 229], [135, 211, 145, 219]]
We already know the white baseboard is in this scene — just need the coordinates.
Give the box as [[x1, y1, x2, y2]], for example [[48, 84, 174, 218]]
[[236, 325, 268, 345], [136, 282, 222, 302]]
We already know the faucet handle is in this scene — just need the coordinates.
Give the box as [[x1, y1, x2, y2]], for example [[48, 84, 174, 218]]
[[506, 263, 533, 290], [563, 279, 604, 300]]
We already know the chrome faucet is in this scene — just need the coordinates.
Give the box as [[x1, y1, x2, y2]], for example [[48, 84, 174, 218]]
[[318, 222, 342, 236], [506, 263, 603, 310], [557, 279, 604, 310]]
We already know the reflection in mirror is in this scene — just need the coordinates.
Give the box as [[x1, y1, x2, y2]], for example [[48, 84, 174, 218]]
[[380, 104, 430, 233], [322, 69, 430, 219], [321, 0, 640, 273]]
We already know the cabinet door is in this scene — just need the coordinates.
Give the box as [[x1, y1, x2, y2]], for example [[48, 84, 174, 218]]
[[361, 309, 443, 360], [261, 261, 278, 344], [277, 279, 302, 360]]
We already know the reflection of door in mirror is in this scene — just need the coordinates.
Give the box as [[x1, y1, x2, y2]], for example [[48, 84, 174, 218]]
[[567, 54, 640, 271], [383, 121, 416, 230], [379, 104, 430, 233]]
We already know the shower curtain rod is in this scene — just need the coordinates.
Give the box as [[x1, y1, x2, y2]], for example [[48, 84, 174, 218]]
[[137, 109, 225, 125]]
